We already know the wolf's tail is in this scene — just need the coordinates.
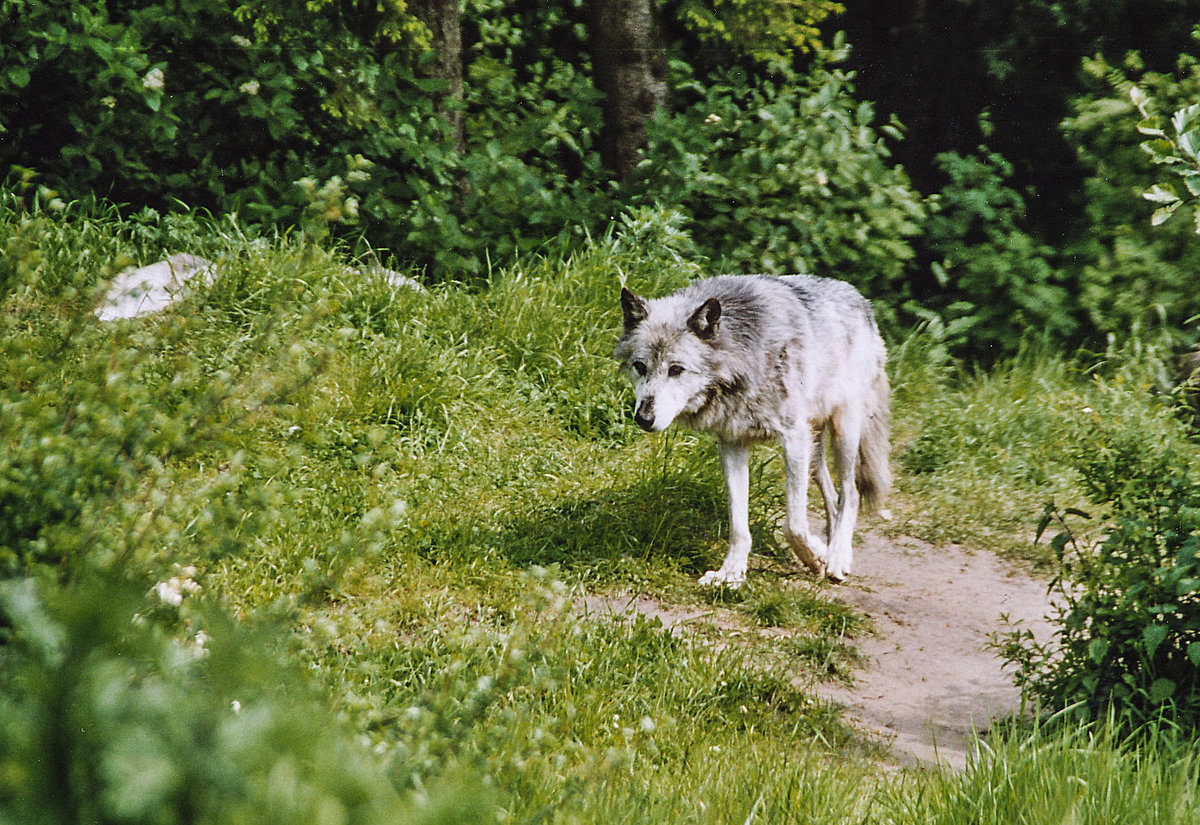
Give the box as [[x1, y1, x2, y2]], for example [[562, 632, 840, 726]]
[[855, 362, 892, 512]]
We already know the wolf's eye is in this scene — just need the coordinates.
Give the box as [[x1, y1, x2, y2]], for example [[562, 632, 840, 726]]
[[632, 360, 647, 377], [667, 364, 685, 378]]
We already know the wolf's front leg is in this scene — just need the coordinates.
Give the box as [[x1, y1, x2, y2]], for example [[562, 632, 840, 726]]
[[699, 441, 752, 588]]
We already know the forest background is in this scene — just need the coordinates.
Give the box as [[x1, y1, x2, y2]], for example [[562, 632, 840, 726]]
[[5, 0, 1200, 360]]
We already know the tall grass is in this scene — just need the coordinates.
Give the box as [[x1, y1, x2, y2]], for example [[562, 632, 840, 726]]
[[3, 198, 1200, 822], [888, 332, 1198, 563], [882, 719, 1200, 824]]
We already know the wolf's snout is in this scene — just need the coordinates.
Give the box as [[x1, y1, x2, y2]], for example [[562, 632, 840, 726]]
[[634, 399, 656, 431]]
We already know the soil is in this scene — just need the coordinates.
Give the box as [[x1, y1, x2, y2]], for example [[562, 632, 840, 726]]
[[578, 528, 1057, 770], [811, 530, 1055, 769]]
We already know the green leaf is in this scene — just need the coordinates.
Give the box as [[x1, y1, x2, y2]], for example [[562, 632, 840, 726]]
[[1143, 183, 1179, 203], [1152, 204, 1181, 226], [1035, 510, 1052, 543], [1088, 637, 1109, 665], [1180, 130, 1200, 160], [1142, 623, 1168, 658], [1137, 118, 1165, 137], [1148, 677, 1176, 703], [6, 65, 31, 89], [1187, 641, 1200, 667], [1172, 104, 1200, 137], [1130, 84, 1150, 113]]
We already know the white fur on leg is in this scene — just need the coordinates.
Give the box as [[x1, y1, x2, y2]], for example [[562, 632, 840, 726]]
[[701, 442, 752, 588], [824, 414, 864, 583], [780, 429, 830, 577], [699, 565, 747, 588]]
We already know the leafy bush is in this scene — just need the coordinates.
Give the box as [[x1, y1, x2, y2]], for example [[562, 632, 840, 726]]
[[0, 574, 429, 825], [0, 0, 462, 272], [634, 47, 925, 323], [1000, 427, 1200, 727], [922, 150, 1074, 357], [1059, 50, 1200, 346]]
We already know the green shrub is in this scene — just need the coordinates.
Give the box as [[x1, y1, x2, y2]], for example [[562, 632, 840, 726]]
[[0, 0, 460, 272], [922, 150, 1074, 358], [634, 48, 925, 324], [1059, 51, 1200, 347], [1000, 426, 1200, 727], [0, 574, 425, 825]]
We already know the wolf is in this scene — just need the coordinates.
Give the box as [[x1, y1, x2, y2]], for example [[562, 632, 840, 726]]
[[614, 275, 891, 585]]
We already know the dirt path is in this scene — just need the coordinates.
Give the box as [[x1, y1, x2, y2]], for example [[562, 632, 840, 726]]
[[813, 530, 1055, 769], [580, 529, 1056, 770]]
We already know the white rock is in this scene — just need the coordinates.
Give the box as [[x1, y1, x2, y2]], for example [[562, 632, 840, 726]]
[[364, 264, 423, 292], [96, 253, 215, 320]]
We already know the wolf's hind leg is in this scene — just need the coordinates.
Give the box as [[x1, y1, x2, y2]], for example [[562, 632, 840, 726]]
[[699, 441, 752, 587], [825, 411, 864, 582], [812, 429, 836, 543], [780, 429, 828, 577]]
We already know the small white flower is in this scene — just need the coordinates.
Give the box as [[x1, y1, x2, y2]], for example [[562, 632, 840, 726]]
[[704, 113, 722, 124], [231, 35, 253, 49], [142, 67, 165, 91], [155, 579, 183, 606], [153, 566, 201, 606], [239, 79, 260, 96], [101, 96, 117, 109], [231, 699, 242, 713]]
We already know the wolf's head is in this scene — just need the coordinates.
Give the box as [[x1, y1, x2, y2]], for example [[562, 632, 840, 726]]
[[614, 286, 721, 433]]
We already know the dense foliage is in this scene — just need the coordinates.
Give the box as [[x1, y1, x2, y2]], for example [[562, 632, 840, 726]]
[[1058, 51, 1200, 343], [633, 47, 925, 309], [7, 1, 1200, 355], [1001, 435, 1200, 728]]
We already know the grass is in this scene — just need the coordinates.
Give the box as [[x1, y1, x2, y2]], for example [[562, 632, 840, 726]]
[[887, 332, 1197, 566], [3, 198, 1200, 822]]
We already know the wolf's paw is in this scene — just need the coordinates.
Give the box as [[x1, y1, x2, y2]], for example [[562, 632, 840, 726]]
[[799, 556, 827, 578], [783, 535, 827, 578], [698, 568, 746, 588], [824, 563, 850, 584]]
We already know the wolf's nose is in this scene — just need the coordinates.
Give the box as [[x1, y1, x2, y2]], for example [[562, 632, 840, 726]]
[[634, 399, 656, 431]]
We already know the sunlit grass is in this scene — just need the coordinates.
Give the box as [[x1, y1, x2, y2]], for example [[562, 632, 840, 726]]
[[5, 199, 1200, 822]]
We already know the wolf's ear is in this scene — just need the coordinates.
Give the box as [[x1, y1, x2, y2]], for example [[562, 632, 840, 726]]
[[687, 298, 721, 340], [621, 287, 648, 331]]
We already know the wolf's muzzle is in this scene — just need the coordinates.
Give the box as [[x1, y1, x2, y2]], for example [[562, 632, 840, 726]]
[[634, 398, 656, 431]]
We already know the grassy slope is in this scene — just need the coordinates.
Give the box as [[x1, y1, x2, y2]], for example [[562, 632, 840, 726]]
[[4, 204, 1200, 822]]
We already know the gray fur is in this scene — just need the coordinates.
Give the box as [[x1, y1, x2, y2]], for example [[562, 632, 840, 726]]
[[615, 274, 891, 584]]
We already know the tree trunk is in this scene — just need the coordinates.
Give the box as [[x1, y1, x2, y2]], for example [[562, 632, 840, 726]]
[[410, 0, 464, 153], [588, 0, 669, 181]]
